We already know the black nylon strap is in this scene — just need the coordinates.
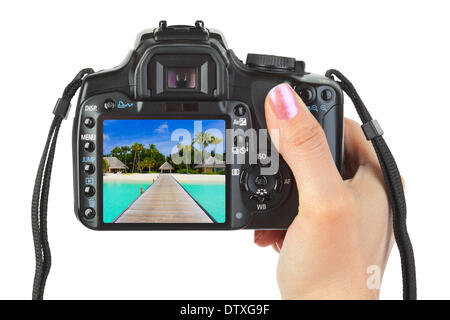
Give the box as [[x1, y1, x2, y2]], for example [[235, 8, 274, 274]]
[[325, 69, 417, 300], [31, 68, 94, 300]]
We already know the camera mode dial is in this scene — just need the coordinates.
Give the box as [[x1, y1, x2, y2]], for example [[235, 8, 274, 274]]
[[246, 54, 296, 71]]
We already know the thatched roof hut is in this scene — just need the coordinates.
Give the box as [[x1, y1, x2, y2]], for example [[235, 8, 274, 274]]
[[104, 157, 129, 173], [159, 161, 174, 173]]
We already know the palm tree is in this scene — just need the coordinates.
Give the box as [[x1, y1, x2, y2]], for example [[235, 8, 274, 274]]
[[209, 136, 223, 149], [138, 158, 152, 173], [120, 146, 130, 169], [148, 144, 159, 171], [193, 132, 212, 170], [130, 142, 144, 173], [209, 136, 223, 166], [177, 143, 192, 173], [149, 158, 156, 172], [110, 147, 121, 159], [209, 136, 223, 159]]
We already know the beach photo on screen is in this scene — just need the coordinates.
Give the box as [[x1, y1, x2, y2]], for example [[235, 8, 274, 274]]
[[102, 119, 226, 224]]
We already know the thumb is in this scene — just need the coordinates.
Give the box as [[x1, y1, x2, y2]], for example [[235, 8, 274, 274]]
[[265, 83, 344, 203]]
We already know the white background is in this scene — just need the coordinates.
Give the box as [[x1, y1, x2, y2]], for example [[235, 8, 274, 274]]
[[0, 0, 449, 300]]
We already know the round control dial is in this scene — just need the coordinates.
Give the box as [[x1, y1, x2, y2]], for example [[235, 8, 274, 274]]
[[246, 54, 296, 71], [238, 161, 293, 212]]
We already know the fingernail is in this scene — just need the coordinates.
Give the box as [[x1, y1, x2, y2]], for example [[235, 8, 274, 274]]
[[254, 231, 263, 242], [268, 83, 300, 120], [274, 241, 281, 253]]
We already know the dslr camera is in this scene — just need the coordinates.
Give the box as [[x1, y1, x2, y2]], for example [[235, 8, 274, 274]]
[[73, 21, 343, 230]]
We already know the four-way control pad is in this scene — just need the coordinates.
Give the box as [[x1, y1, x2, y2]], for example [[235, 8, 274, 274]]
[[238, 163, 292, 213]]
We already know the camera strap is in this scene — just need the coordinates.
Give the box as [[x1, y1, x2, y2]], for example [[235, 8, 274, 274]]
[[31, 68, 94, 300], [30, 68, 416, 300], [326, 69, 417, 300]]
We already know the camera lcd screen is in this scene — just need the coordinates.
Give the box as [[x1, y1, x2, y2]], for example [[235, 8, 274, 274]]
[[102, 119, 226, 224]]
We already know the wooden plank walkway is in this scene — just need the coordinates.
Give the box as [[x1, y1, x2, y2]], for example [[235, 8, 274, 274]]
[[114, 174, 214, 223]]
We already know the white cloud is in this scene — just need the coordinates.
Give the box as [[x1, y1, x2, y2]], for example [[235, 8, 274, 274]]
[[103, 133, 110, 141], [154, 123, 169, 133]]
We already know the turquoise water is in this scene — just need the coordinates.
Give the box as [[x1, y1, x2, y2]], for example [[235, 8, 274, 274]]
[[180, 183, 226, 223], [103, 181, 152, 223], [103, 180, 226, 223]]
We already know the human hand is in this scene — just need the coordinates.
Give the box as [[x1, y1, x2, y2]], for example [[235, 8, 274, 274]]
[[254, 83, 395, 299]]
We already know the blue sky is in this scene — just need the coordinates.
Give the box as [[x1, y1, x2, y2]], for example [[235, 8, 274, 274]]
[[103, 119, 226, 156]]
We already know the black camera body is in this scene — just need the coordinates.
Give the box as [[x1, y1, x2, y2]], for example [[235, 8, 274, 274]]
[[73, 21, 343, 230]]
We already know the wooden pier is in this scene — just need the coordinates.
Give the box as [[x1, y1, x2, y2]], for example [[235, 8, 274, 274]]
[[113, 174, 214, 223]]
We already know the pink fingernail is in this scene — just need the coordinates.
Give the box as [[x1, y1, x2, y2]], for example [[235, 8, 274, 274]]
[[268, 83, 300, 120]]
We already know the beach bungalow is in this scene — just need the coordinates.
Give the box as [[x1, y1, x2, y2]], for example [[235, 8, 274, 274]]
[[159, 161, 174, 174], [194, 156, 225, 173], [104, 157, 129, 173]]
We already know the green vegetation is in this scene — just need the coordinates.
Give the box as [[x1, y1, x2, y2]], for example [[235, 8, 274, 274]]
[[104, 131, 225, 174], [176, 168, 198, 174], [107, 143, 166, 174], [103, 158, 110, 174]]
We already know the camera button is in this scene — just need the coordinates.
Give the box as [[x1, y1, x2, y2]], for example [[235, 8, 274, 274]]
[[234, 135, 245, 147], [83, 141, 95, 153], [104, 99, 115, 111], [233, 105, 246, 117], [84, 163, 95, 175], [274, 172, 283, 193], [84, 186, 95, 197], [254, 175, 268, 187], [250, 193, 271, 203], [83, 208, 96, 219], [298, 87, 315, 104], [84, 117, 95, 128], [239, 170, 249, 192], [235, 212, 244, 220], [321, 89, 333, 102]]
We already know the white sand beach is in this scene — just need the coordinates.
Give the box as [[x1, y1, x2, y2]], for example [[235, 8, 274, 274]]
[[103, 173, 225, 184]]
